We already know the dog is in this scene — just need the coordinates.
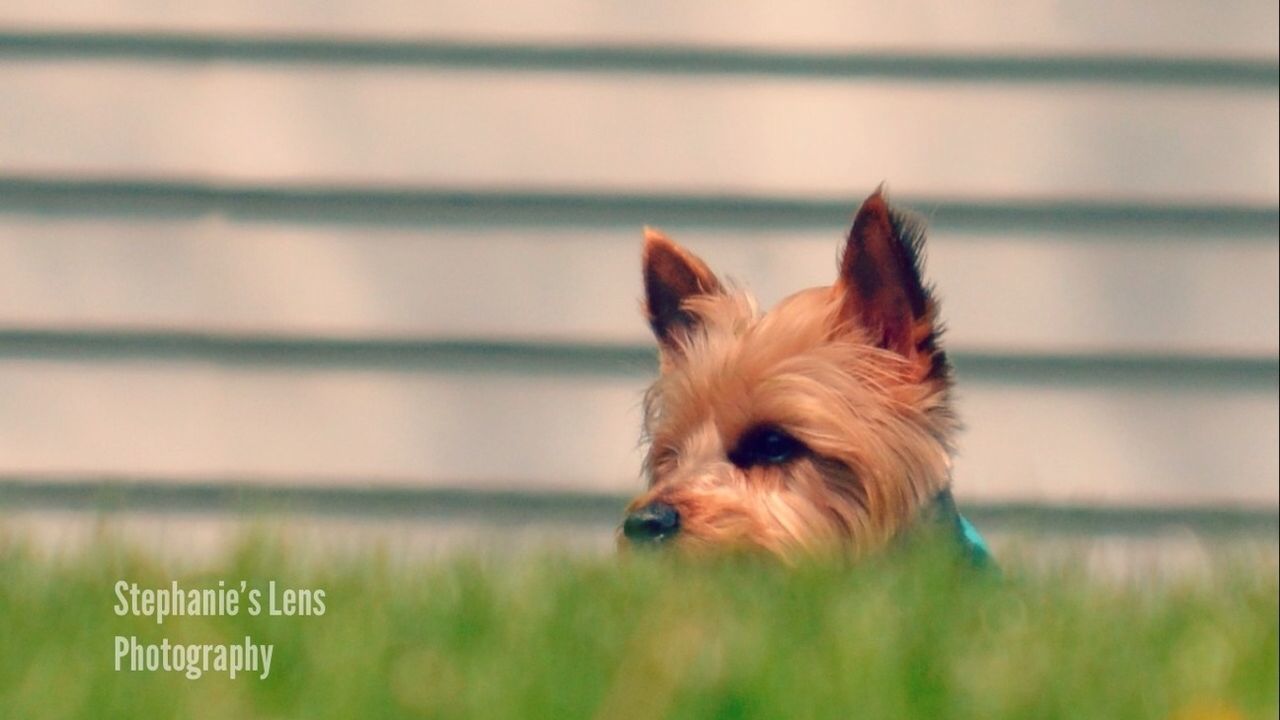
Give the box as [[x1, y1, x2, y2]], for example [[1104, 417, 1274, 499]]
[[620, 189, 990, 564]]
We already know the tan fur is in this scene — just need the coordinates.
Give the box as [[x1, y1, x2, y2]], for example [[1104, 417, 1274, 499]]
[[623, 194, 957, 562]]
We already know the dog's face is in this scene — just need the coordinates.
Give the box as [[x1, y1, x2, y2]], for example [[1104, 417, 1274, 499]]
[[621, 191, 957, 561]]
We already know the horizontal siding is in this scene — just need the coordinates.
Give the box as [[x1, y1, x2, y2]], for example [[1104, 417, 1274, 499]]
[[2, 1, 1276, 58], [4, 483, 1277, 536], [0, 62, 1276, 202], [0, 32, 1274, 88], [4, 178, 1274, 234], [3, 334, 1273, 387], [0, 359, 1275, 505], [0, 218, 1276, 356], [0, 6, 1275, 526]]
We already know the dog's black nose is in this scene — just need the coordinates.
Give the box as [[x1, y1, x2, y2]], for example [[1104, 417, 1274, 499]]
[[623, 502, 680, 545]]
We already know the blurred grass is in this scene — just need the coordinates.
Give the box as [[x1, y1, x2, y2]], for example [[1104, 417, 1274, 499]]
[[0, 531, 1275, 720]]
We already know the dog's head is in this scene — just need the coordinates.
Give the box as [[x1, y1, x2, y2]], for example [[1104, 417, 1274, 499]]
[[620, 190, 957, 561]]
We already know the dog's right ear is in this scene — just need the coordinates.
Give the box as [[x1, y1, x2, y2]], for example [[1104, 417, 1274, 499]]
[[643, 227, 722, 351]]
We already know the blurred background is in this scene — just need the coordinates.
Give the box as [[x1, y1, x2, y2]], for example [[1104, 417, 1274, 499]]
[[0, 1, 1276, 565]]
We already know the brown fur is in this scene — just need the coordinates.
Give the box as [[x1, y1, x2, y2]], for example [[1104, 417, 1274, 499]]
[[622, 190, 957, 561]]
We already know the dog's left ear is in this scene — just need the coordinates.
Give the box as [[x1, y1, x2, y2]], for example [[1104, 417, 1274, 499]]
[[836, 189, 943, 378], [643, 227, 722, 351]]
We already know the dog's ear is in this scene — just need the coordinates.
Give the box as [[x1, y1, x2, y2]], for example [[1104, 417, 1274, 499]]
[[643, 227, 722, 350], [836, 189, 943, 377]]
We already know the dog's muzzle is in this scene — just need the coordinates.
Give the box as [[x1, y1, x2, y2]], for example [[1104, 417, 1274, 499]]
[[622, 502, 681, 546]]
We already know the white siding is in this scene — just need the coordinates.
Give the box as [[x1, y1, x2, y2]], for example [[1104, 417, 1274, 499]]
[[0, 3, 1275, 519], [2, 1, 1276, 58], [1, 63, 1275, 202], [0, 219, 1275, 357]]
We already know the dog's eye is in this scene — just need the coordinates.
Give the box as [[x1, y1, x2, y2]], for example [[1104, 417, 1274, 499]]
[[729, 426, 805, 468]]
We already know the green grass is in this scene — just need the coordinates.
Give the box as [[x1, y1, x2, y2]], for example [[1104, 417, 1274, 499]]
[[0, 532, 1275, 720]]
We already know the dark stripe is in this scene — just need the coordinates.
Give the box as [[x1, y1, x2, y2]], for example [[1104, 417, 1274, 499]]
[[0, 31, 1274, 88], [955, 352, 1279, 390], [1, 176, 1275, 237], [962, 501, 1280, 537], [0, 328, 1274, 388], [0, 330, 658, 378], [0, 476, 1274, 535], [0, 476, 627, 524]]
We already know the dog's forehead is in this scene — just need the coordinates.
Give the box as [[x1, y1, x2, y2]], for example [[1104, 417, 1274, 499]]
[[761, 286, 838, 324], [693, 286, 839, 365], [649, 286, 856, 435]]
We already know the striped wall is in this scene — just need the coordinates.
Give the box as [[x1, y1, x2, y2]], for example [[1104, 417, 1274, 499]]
[[0, 2, 1276, 522]]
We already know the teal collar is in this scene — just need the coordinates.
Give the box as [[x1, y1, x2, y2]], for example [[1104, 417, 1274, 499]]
[[922, 488, 995, 569]]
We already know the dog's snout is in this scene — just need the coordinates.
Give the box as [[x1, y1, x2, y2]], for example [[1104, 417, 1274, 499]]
[[623, 502, 680, 545]]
